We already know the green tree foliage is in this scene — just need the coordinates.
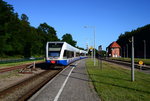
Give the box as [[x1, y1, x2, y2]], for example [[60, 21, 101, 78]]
[[116, 24, 150, 58], [0, 0, 81, 58], [0, 0, 16, 56], [76, 46, 84, 50], [38, 23, 59, 41], [62, 33, 77, 47], [0, 0, 61, 57], [20, 14, 33, 57]]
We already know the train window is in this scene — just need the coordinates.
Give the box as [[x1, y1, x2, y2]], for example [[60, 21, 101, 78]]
[[71, 52, 74, 57], [48, 43, 63, 57], [76, 52, 80, 57], [80, 53, 85, 56], [63, 50, 67, 58], [63, 50, 74, 58], [48, 51, 60, 57]]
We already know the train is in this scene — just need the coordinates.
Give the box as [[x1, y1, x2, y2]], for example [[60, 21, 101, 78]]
[[45, 42, 88, 65]]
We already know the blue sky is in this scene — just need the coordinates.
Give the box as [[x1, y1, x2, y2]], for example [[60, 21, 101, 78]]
[[4, 0, 150, 50]]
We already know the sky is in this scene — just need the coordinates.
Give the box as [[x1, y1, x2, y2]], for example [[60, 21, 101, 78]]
[[4, 0, 150, 50]]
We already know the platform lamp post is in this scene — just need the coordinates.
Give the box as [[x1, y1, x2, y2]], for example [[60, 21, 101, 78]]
[[84, 26, 96, 66]]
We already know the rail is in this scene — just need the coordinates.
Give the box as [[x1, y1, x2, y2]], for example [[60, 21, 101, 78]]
[[101, 58, 150, 70], [0, 65, 65, 101]]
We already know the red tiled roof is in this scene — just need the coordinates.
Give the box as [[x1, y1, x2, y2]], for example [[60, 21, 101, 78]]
[[109, 42, 121, 48]]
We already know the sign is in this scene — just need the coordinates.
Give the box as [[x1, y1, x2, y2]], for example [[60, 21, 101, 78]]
[[89, 47, 93, 50], [49, 48, 61, 51], [98, 45, 102, 51], [139, 61, 143, 65]]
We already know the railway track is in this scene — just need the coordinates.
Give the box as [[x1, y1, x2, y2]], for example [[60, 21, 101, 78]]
[[0, 65, 66, 101], [101, 58, 150, 70]]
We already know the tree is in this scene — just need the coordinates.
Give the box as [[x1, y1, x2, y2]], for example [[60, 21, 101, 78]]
[[0, 0, 60, 58], [21, 14, 29, 22], [62, 33, 77, 47], [20, 14, 33, 57], [0, 0, 17, 56], [116, 24, 150, 58], [76, 46, 84, 50], [38, 22, 59, 41]]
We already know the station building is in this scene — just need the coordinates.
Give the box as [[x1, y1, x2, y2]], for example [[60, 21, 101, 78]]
[[107, 41, 121, 57]]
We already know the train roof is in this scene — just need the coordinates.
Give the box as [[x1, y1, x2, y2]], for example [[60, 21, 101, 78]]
[[47, 41, 87, 53], [80, 50, 88, 54], [63, 42, 80, 52]]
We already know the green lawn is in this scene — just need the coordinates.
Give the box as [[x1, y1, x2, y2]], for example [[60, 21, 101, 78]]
[[110, 57, 150, 65], [86, 59, 150, 101]]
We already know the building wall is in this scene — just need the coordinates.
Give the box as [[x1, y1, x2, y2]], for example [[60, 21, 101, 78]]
[[111, 48, 120, 57]]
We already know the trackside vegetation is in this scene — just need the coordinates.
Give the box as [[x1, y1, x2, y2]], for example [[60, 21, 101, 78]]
[[0, 59, 44, 68], [110, 57, 150, 65], [86, 59, 150, 101]]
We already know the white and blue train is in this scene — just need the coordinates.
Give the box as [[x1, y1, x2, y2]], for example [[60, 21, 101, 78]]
[[46, 42, 87, 65]]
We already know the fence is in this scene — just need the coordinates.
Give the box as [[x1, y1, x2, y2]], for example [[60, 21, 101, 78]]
[[0, 57, 43, 64]]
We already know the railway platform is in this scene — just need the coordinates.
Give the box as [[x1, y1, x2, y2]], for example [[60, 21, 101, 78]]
[[28, 59, 100, 101]]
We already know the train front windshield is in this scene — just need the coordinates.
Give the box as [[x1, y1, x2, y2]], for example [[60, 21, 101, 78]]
[[49, 52, 60, 57], [48, 43, 63, 57]]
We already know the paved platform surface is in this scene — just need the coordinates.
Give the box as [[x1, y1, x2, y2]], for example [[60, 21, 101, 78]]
[[28, 59, 100, 101]]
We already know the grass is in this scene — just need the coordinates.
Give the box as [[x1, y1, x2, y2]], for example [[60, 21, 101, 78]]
[[0, 59, 44, 68], [110, 57, 150, 65], [86, 59, 150, 101]]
